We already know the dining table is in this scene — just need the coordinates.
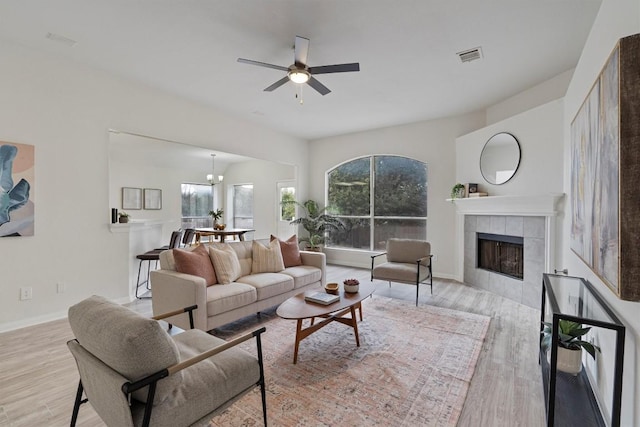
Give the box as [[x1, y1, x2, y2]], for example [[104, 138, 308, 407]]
[[194, 228, 255, 243]]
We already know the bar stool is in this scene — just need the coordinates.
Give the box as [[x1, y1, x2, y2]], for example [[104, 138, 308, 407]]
[[135, 250, 163, 299], [135, 231, 182, 299]]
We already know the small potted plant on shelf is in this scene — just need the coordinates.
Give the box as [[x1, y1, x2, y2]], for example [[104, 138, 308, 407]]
[[209, 208, 224, 229], [541, 319, 601, 375], [118, 212, 130, 223], [450, 183, 465, 200]]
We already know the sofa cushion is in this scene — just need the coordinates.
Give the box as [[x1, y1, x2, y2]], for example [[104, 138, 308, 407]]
[[271, 234, 303, 267], [236, 273, 294, 300], [68, 295, 182, 405], [172, 245, 217, 286], [282, 265, 322, 289], [208, 245, 242, 284], [224, 241, 254, 277], [205, 282, 257, 315], [252, 239, 285, 273]]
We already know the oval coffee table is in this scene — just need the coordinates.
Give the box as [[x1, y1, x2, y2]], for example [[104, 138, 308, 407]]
[[276, 282, 375, 364]]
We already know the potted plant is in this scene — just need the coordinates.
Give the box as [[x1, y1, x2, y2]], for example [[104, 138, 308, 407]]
[[541, 319, 601, 375], [118, 212, 130, 223], [282, 199, 344, 251], [209, 208, 224, 229], [450, 183, 465, 199]]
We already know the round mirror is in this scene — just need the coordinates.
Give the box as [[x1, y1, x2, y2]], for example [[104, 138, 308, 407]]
[[480, 132, 521, 185]]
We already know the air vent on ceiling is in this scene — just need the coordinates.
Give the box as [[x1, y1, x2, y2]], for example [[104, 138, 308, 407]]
[[45, 32, 77, 47], [457, 47, 483, 63]]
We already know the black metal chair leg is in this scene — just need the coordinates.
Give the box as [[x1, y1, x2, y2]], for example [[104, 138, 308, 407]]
[[256, 333, 268, 427], [70, 380, 84, 426]]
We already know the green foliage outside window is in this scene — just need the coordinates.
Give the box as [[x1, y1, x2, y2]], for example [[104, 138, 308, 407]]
[[280, 188, 296, 221], [327, 155, 427, 250]]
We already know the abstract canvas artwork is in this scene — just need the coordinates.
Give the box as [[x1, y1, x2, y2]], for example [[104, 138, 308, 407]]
[[571, 34, 640, 301], [0, 142, 34, 237]]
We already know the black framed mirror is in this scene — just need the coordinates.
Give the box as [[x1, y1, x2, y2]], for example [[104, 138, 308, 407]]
[[480, 132, 521, 185]]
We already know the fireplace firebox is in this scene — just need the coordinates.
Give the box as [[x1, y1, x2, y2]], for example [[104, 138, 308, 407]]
[[477, 233, 524, 280]]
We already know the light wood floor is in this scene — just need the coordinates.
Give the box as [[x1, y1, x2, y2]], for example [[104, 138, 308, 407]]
[[0, 265, 545, 426]]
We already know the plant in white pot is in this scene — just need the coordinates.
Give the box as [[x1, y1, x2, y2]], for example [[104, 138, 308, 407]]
[[541, 319, 601, 375]]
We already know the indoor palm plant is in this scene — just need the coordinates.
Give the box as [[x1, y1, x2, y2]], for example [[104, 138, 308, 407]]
[[282, 199, 344, 251], [541, 319, 601, 375]]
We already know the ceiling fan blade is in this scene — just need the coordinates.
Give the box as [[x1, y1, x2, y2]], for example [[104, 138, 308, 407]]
[[237, 58, 289, 72], [294, 36, 310, 66], [309, 63, 360, 75], [307, 76, 331, 96], [264, 76, 290, 92]]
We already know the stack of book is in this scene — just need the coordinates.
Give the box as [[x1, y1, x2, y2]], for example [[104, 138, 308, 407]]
[[304, 292, 340, 305], [468, 192, 488, 197]]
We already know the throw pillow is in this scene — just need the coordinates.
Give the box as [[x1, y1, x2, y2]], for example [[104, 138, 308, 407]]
[[208, 244, 242, 284], [252, 239, 285, 273], [172, 244, 217, 286], [270, 234, 303, 267]]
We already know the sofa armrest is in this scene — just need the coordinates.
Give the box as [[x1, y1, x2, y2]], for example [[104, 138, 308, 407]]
[[299, 250, 327, 286], [150, 270, 208, 331]]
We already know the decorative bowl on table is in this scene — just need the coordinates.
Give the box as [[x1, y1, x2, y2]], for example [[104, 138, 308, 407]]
[[325, 282, 339, 295], [343, 278, 360, 293]]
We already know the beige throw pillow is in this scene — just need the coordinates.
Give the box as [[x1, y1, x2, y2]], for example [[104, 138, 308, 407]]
[[252, 239, 285, 273], [208, 244, 242, 284]]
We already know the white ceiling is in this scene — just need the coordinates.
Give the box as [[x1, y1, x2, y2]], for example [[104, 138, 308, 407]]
[[0, 1, 602, 140]]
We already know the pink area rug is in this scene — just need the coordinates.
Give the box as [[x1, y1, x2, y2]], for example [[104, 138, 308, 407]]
[[209, 296, 490, 426]]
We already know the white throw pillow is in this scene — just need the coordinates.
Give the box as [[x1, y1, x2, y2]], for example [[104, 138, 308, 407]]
[[251, 239, 285, 273], [208, 244, 242, 284]]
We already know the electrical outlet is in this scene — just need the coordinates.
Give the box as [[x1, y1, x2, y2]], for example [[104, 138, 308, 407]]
[[57, 282, 65, 293], [20, 287, 33, 300]]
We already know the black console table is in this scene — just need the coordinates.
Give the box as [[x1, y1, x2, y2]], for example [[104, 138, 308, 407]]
[[540, 274, 625, 427]]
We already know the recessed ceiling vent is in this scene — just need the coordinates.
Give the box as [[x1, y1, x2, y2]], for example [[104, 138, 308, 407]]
[[457, 47, 483, 63]]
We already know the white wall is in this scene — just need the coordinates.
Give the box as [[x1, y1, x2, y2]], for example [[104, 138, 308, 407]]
[[456, 99, 564, 199], [562, 0, 640, 424], [308, 112, 486, 278], [0, 40, 307, 332], [486, 69, 574, 125], [222, 159, 296, 240]]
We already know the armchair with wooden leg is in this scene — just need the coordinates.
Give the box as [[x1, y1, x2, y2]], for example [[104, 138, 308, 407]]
[[67, 295, 267, 427], [371, 238, 433, 306]]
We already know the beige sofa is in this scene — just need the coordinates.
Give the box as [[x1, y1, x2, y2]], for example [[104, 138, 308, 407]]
[[150, 240, 325, 331]]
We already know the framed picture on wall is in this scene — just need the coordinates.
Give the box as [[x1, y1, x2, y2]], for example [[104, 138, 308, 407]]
[[570, 33, 640, 301], [144, 188, 162, 210], [122, 187, 142, 210]]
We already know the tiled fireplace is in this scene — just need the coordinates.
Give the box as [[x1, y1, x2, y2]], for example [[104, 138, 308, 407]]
[[452, 194, 564, 308]]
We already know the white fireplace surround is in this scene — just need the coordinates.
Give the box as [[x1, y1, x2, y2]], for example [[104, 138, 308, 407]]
[[452, 193, 565, 300]]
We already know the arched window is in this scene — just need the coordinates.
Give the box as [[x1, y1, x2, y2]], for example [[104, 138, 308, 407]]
[[327, 155, 427, 251]]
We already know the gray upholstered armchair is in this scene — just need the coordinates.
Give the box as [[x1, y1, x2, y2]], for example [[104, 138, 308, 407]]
[[67, 295, 267, 427], [371, 238, 433, 306]]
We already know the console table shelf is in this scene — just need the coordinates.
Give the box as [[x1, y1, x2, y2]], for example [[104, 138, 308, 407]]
[[540, 274, 625, 427]]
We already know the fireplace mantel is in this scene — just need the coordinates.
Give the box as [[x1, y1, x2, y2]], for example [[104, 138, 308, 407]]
[[452, 193, 565, 285], [449, 193, 565, 216]]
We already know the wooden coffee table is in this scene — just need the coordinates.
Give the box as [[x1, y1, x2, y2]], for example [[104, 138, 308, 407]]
[[276, 282, 375, 363]]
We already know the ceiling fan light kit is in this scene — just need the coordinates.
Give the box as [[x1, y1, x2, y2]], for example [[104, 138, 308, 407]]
[[288, 69, 310, 84], [237, 35, 360, 97]]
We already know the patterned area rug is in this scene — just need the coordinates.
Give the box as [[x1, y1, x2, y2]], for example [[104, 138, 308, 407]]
[[208, 296, 490, 426]]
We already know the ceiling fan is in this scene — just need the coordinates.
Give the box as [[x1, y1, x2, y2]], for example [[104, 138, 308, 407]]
[[237, 36, 360, 96]]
